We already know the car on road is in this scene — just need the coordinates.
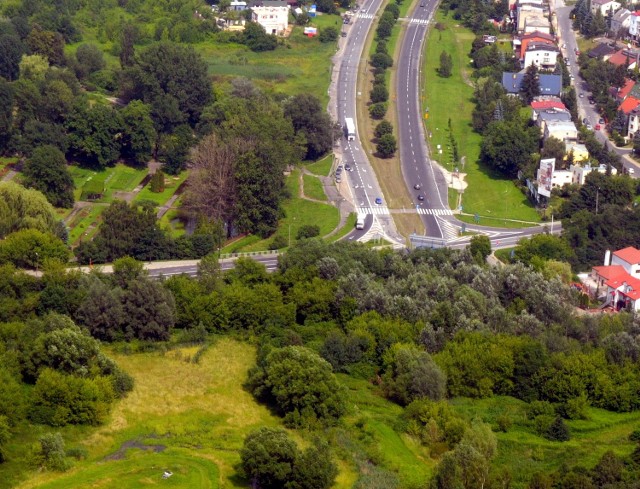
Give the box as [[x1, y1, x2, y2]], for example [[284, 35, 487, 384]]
[[589, 98, 595, 105], [579, 93, 584, 98], [595, 123, 601, 130], [341, 31, 347, 37], [345, 163, 352, 171], [375, 197, 383, 205], [586, 123, 593, 130], [417, 194, 425, 201], [599, 118, 605, 124], [582, 117, 588, 124], [566, 60, 570, 66], [414, 183, 421, 190]]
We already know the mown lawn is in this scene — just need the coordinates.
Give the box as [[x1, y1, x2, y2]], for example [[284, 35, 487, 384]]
[[303, 173, 327, 200], [67, 205, 107, 246], [305, 154, 334, 177], [135, 171, 188, 206], [69, 164, 147, 203], [423, 12, 540, 224]]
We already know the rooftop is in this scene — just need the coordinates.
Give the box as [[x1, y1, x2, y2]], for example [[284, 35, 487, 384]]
[[614, 246, 640, 264], [619, 96, 640, 114], [531, 99, 567, 110]]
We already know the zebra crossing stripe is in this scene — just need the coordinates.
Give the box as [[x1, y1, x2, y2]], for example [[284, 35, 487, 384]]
[[357, 13, 374, 19], [358, 207, 390, 215], [358, 207, 454, 216], [410, 18, 429, 24]]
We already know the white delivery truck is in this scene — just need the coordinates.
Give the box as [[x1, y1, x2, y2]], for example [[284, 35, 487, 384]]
[[355, 213, 365, 230], [345, 118, 356, 141]]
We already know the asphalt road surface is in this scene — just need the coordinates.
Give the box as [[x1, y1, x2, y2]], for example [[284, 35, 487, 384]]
[[338, 0, 401, 240], [395, 0, 451, 239]]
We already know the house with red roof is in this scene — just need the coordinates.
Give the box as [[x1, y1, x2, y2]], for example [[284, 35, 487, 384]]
[[609, 77, 635, 104], [591, 247, 640, 311], [619, 95, 640, 114], [608, 50, 638, 69]]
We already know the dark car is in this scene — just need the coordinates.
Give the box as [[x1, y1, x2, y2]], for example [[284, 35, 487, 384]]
[[417, 194, 425, 201], [375, 197, 383, 205], [599, 118, 605, 124], [345, 163, 352, 171]]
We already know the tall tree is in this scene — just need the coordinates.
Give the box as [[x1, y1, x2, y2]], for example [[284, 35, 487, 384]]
[[283, 94, 335, 160], [119, 101, 155, 166], [439, 50, 453, 77], [26, 25, 65, 66], [22, 145, 74, 208], [0, 79, 13, 149], [0, 32, 24, 81], [0, 182, 60, 239], [520, 65, 541, 104], [119, 23, 137, 69], [480, 120, 538, 177]]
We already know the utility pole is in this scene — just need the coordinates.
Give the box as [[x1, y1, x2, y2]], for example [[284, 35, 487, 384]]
[[595, 187, 600, 215]]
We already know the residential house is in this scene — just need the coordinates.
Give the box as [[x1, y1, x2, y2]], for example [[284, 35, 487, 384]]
[[230, 1, 247, 10], [619, 95, 640, 115], [592, 247, 640, 311], [610, 8, 632, 36], [628, 106, 640, 138], [523, 15, 551, 34], [630, 12, 640, 41], [609, 77, 635, 104], [571, 162, 616, 184], [590, 0, 621, 16], [517, 5, 546, 33], [523, 41, 559, 69], [251, 1, 289, 35], [536, 109, 572, 133], [518, 31, 556, 59], [564, 142, 590, 162], [607, 49, 638, 69], [501, 72, 562, 97], [587, 42, 617, 60], [543, 120, 578, 142]]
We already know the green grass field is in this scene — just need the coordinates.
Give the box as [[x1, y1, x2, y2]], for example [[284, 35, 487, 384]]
[[451, 396, 640, 487], [423, 12, 540, 224], [328, 213, 357, 242], [70, 164, 147, 203], [135, 171, 188, 206], [67, 205, 107, 245], [306, 154, 334, 176], [302, 173, 327, 200]]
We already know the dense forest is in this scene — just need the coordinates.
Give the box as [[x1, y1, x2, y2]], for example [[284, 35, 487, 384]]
[[1, 239, 640, 487]]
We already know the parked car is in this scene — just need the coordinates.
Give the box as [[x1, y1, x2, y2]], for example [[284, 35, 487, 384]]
[[586, 124, 593, 130], [595, 124, 601, 130], [599, 118, 605, 124]]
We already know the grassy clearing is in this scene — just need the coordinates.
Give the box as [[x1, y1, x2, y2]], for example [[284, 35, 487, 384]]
[[302, 173, 327, 200], [226, 169, 340, 252], [135, 171, 188, 206], [452, 396, 640, 486], [305, 154, 334, 176], [423, 12, 539, 224], [159, 205, 186, 238], [198, 13, 339, 106], [17, 338, 280, 489]]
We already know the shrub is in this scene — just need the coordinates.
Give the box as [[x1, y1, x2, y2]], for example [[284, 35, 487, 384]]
[[375, 120, 393, 139], [296, 224, 320, 239], [269, 235, 288, 250], [369, 102, 388, 119], [370, 52, 393, 70], [545, 416, 570, 441], [319, 26, 339, 43], [36, 433, 71, 471], [149, 170, 165, 193], [370, 84, 389, 104], [496, 413, 512, 432], [377, 133, 397, 158]]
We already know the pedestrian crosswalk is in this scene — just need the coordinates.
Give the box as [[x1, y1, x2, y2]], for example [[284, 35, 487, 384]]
[[357, 207, 454, 216], [356, 13, 374, 19], [409, 18, 429, 24], [437, 217, 459, 240]]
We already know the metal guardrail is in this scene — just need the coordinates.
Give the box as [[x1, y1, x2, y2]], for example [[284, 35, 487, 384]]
[[409, 234, 448, 249], [219, 250, 280, 259]]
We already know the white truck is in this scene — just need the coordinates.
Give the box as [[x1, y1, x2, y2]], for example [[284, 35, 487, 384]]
[[345, 118, 356, 141], [355, 213, 365, 230]]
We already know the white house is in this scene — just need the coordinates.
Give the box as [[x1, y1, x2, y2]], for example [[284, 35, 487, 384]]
[[571, 162, 616, 185], [544, 120, 578, 142], [610, 8, 632, 36], [629, 11, 640, 40], [592, 247, 640, 311], [628, 107, 640, 138], [251, 2, 289, 36], [517, 5, 545, 33], [591, 0, 621, 16], [523, 41, 559, 69]]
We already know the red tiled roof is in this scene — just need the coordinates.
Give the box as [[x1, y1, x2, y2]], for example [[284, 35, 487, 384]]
[[633, 11, 640, 16], [618, 78, 636, 99], [531, 100, 567, 110], [614, 246, 640, 264], [607, 275, 640, 300], [520, 31, 555, 42], [619, 96, 640, 114], [608, 50, 633, 66], [593, 265, 628, 281], [520, 36, 556, 58]]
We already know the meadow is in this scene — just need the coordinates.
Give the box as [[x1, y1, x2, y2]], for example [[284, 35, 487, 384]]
[[423, 11, 541, 225]]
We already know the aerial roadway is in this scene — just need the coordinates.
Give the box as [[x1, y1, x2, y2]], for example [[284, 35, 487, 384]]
[[337, 0, 404, 243]]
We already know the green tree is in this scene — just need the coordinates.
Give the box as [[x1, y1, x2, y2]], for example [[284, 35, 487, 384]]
[[520, 64, 541, 104], [468, 235, 491, 263], [75, 275, 125, 342], [119, 23, 137, 69], [283, 94, 335, 160], [546, 416, 570, 441], [160, 124, 193, 174], [319, 26, 338, 43], [375, 120, 393, 139], [65, 103, 123, 168], [26, 25, 65, 66], [0, 229, 69, 269], [370, 52, 393, 70], [247, 346, 347, 427], [0, 78, 13, 148], [36, 432, 70, 471], [149, 170, 165, 193], [0, 415, 9, 463], [439, 51, 453, 77], [241, 427, 299, 489], [0, 32, 24, 81], [370, 84, 389, 104], [120, 278, 176, 341], [382, 344, 447, 405], [74, 43, 105, 79], [289, 439, 338, 489], [23, 145, 74, 208], [540, 137, 566, 163], [377, 133, 397, 158], [369, 102, 388, 119], [119, 101, 156, 166], [0, 182, 60, 239], [480, 120, 538, 177], [242, 21, 278, 52]]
